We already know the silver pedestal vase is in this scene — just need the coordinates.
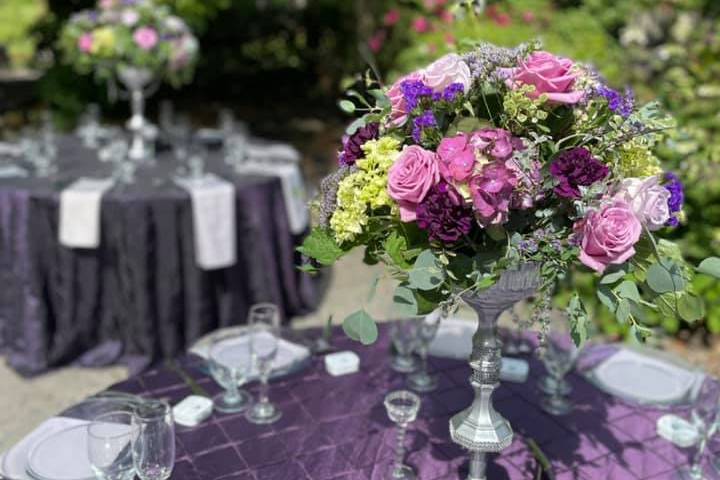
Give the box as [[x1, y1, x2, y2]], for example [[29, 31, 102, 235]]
[[449, 263, 540, 480], [117, 66, 154, 162]]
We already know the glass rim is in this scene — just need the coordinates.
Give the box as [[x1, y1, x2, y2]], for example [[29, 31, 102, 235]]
[[383, 389, 421, 409], [133, 399, 172, 421], [88, 411, 137, 440]]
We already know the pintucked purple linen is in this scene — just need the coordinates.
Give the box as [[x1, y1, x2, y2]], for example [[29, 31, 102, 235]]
[[99, 325, 702, 480], [0, 135, 322, 376]]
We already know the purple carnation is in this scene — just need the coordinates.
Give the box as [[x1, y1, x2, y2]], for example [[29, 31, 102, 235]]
[[338, 123, 379, 166], [664, 171, 684, 227], [595, 84, 634, 118], [550, 147, 609, 199], [412, 110, 437, 143], [417, 182, 473, 243], [401, 80, 433, 111]]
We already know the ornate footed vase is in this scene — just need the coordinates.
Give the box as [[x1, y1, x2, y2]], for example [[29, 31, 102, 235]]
[[449, 263, 540, 480]]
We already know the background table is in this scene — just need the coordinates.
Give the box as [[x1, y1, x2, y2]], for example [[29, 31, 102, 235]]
[[0, 135, 322, 376], [105, 324, 710, 480]]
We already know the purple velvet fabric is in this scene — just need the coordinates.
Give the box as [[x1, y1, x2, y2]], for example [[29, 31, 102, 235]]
[[0, 135, 323, 376], [105, 325, 699, 479]]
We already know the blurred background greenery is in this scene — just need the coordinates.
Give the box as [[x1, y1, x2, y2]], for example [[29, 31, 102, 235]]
[[1, 0, 718, 338]]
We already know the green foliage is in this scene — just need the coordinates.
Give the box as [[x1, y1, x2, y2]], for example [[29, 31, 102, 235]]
[[297, 228, 346, 266], [0, 0, 46, 67], [342, 310, 378, 345]]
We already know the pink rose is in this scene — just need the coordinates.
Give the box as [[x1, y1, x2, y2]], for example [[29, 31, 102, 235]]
[[574, 200, 642, 273], [423, 53, 472, 94], [78, 33, 94, 53], [470, 128, 520, 161], [387, 71, 424, 128], [437, 134, 475, 183], [469, 163, 518, 227], [384, 9, 401, 26], [368, 31, 386, 54], [614, 176, 670, 231], [133, 27, 158, 50], [388, 146, 440, 222], [412, 17, 431, 33], [507, 51, 584, 104]]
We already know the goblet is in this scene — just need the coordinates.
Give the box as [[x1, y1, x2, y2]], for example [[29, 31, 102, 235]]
[[390, 318, 419, 373], [384, 390, 421, 480], [539, 316, 579, 415], [208, 331, 253, 413], [245, 303, 283, 424], [407, 311, 442, 393], [87, 411, 137, 480], [677, 380, 720, 479]]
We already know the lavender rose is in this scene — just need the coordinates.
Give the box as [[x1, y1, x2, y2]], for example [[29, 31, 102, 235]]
[[469, 163, 518, 227], [573, 200, 642, 273], [507, 51, 584, 104], [388, 145, 441, 222], [550, 147, 609, 199], [423, 53, 472, 94], [615, 177, 670, 231], [437, 134, 476, 182]]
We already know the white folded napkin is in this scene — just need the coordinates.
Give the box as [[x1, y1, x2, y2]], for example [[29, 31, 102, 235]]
[[657, 414, 699, 448], [59, 178, 114, 249], [0, 165, 28, 178], [0, 417, 88, 480], [0, 142, 22, 157], [246, 142, 300, 164], [235, 161, 308, 234], [175, 174, 237, 270]]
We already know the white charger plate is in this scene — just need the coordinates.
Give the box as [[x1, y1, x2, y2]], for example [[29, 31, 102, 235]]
[[584, 347, 705, 407], [26, 424, 94, 480]]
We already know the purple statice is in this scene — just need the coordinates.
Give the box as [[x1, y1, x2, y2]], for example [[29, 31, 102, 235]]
[[550, 147, 609, 199], [318, 165, 356, 227], [417, 182, 473, 243], [595, 84, 635, 118], [461, 41, 537, 82], [664, 172, 684, 227], [519, 238, 539, 254], [443, 83, 464, 102], [338, 123, 379, 166], [400, 80, 433, 111], [412, 110, 437, 143]]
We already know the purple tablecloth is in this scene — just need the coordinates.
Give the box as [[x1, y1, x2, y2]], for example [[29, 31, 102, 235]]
[[105, 325, 709, 480], [0, 135, 322, 376]]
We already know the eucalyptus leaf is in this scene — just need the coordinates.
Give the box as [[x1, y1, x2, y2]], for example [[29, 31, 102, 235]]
[[338, 99, 356, 114], [568, 293, 588, 347], [646, 260, 685, 294], [342, 310, 378, 345], [615, 280, 641, 303], [678, 294, 705, 322], [393, 285, 418, 316], [698, 257, 720, 279], [600, 268, 627, 285], [408, 250, 445, 291], [615, 299, 631, 324], [597, 285, 617, 313]]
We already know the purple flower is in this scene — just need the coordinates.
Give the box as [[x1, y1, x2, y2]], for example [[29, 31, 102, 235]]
[[338, 123, 379, 166], [412, 110, 437, 143], [417, 182, 473, 243], [442, 83, 465, 102], [400, 80, 433, 111], [550, 147, 609, 199], [519, 238, 538, 254], [595, 84, 634, 118], [664, 171, 684, 227]]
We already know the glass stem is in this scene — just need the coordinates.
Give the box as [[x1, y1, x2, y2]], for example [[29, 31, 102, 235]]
[[691, 431, 708, 478], [393, 424, 407, 475], [420, 348, 428, 378], [258, 372, 269, 405]]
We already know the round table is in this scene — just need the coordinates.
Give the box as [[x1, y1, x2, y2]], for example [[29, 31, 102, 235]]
[[0, 134, 321, 375]]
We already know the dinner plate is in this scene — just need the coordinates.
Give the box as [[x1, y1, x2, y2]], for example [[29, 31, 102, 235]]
[[584, 347, 705, 407], [26, 424, 94, 480]]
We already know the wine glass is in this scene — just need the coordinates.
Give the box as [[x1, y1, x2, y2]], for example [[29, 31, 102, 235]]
[[208, 330, 253, 413], [132, 400, 175, 480], [87, 411, 137, 480], [384, 390, 421, 480], [245, 303, 283, 424], [677, 380, 720, 479], [407, 310, 442, 393], [539, 316, 579, 415], [391, 318, 419, 373]]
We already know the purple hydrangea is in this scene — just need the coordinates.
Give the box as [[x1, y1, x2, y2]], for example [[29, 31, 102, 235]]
[[664, 172, 684, 227], [412, 110, 437, 143], [550, 147, 610, 199], [595, 85, 635, 118], [416, 182, 473, 243], [338, 123, 379, 166], [400, 80, 433, 111]]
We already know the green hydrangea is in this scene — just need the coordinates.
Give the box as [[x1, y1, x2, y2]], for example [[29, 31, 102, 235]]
[[502, 85, 549, 131], [617, 139, 663, 177]]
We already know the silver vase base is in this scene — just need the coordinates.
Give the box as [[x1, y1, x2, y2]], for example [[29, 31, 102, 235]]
[[389, 464, 416, 480]]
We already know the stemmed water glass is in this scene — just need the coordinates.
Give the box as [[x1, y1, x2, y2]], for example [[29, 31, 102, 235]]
[[245, 303, 283, 424], [384, 390, 421, 480], [539, 316, 579, 415], [87, 411, 137, 480], [131, 400, 175, 480], [391, 318, 419, 373], [676, 380, 720, 479], [208, 330, 253, 413], [407, 311, 442, 392]]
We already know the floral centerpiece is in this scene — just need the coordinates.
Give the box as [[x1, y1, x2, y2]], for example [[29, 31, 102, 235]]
[[59, 0, 198, 86]]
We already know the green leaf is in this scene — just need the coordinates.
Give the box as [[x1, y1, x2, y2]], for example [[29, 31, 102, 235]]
[[567, 293, 588, 347], [393, 285, 418, 316], [646, 259, 686, 294], [342, 310, 378, 345], [654, 291, 681, 319], [368, 89, 391, 109], [597, 285, 617, 313], [615, 299, 631, 324], [615, 280, 642, 303], [385, 232, 410, 269], [345, 117, 367, 135], [698, 257, 720, 279], [297, 263, 318, 275], [297, 229, 345, 266], [678, 294, 705, 322], [630, 324, 653, 343], [338, 99, 356, 114], [600, 267, 627, 285], [408, 250, 445, 291]]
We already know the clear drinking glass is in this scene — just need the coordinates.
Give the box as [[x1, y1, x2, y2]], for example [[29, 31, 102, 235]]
[[87, 411, 137, 480], [132, 400, 175, 480], [539, 316, 579, 415], [391, 318, 419, 373], [407, 311, 442, 393], [384, 390, 421, 480], [208, 330, 253, 413], [676, 381, 720, 480], [245, 303, 283, 424]]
